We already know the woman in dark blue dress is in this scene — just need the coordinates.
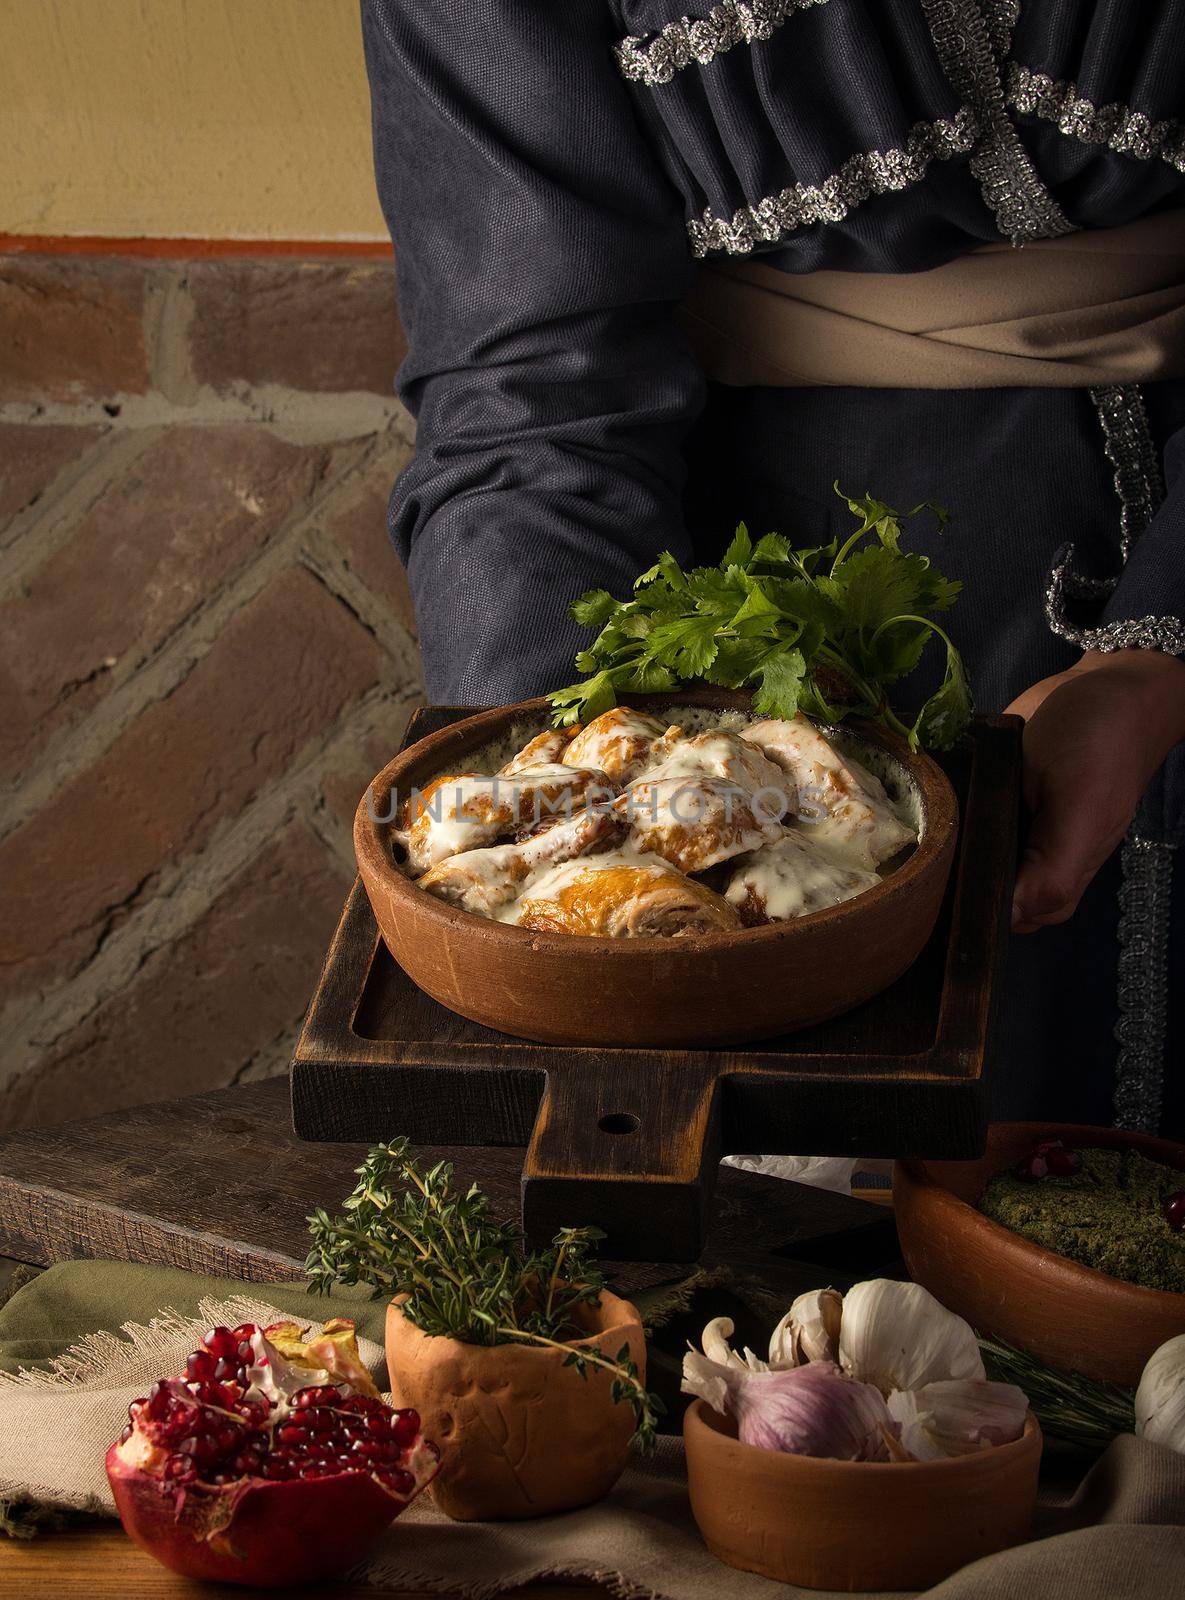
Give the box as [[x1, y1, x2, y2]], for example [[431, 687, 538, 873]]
[[360, 1, 1185, 1135]]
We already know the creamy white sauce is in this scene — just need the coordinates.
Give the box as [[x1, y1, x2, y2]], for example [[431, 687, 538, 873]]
[[740, 718, 915, 869], [727, 830, 881, 922]]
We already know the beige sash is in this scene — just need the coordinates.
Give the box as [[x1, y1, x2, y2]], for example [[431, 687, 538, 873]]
[[678, 211, 1185, 389]]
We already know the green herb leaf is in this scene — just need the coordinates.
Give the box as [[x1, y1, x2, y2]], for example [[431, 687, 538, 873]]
[[548, 486, 970, 749], [721, 522, 753, 570], [752, 648, 807, 720], [569, 589, 617, 628], [646, 613, 722, 677]]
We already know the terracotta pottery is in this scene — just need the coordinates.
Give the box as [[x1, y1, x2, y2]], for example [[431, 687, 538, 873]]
[[384, 1290, 646, 1520], [895, 1122, 1185, 1386], [354, 689, 959, 1047], [683, 1399, 1042, 1592]]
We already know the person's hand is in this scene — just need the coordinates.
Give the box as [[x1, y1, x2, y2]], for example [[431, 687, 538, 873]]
[[1004, 648, 1185, 933]]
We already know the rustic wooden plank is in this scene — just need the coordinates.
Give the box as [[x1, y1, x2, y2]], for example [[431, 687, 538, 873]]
[[0, 1079, 891, 1296], [0, 1527, 595, 1599]]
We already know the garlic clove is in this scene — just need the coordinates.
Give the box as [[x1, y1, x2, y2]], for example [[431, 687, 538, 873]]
[[886, 1380, 1029, 1460], [1136, 1333, 1185, 1454], [771, 1288, 843, 1367], [838, 1279, 985, 1394], [700, 1316, 768, 1373], [682, 1349, 740, 1417]]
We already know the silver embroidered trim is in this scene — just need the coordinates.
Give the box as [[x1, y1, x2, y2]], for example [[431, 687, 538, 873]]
[[615, 0, 829, 87], [1044, 385, 1182, 652], [1114, 837, 1175, 1132], [921, 0, 1075, 243], [1006, 63, 1185, 175], [686, 109, 977, 257], [1091, 384, 1166, 563], [980, 0, 1020, 59]]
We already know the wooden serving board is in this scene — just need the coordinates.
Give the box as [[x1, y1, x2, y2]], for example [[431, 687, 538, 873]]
[[292, 711, 1022, 1262]]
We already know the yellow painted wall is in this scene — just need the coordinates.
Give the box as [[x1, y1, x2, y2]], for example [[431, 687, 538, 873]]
[[0, 0, 388, 240]]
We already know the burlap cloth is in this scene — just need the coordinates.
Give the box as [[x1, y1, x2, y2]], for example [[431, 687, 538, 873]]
[[2, 1264, 1183, 1597]]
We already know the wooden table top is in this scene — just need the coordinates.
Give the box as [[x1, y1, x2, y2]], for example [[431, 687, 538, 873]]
[[0, 1078, 895, 1293], [0, 1528, 592, 1598]]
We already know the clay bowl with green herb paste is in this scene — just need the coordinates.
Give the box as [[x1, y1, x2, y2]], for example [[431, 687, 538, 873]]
[[354, 688, 958, 1047], [895, 1123, 1185, 1386]]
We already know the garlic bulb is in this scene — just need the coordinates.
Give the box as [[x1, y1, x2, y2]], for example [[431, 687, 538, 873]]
[[886, 1380, 1029, 1461], [769, 1288, 842, 1368], [1135, 1333, 1185, 1454], [838, 1280, 985, 1395], [683, 1352, 891, 1461]]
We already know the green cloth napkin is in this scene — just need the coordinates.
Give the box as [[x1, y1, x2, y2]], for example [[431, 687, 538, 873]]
[[0, 1261, 387, 1374]]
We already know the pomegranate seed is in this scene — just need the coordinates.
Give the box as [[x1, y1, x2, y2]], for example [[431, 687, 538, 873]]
[[277, 1424, 310, 1447], [128, 1398, 148, 1420], [164, 1454, 198, 1484], [262, 1458, 291, 1480], [203, 1326, 238, 1360], [186, 1349, 217, 1381], [236, 1340, 254, 1364], [351, 1439, 384, 1459], [237, 1399, 271, 1426], [1164, 1191, 1185, 1231], [307, 1409, 335, 1433], [1014, 1153, 1048, 1182], [190, 1380, 232, 1409], [1046, 1145, 1082, 1176], [293, 1385, 340, 1409], [231, 1323, 258, 1342], [391, 1410, 421, 1448], [213, 1358, 237, 1383], [1034, 1138, 1064, 1156], [119, 1425, 132, 1444]]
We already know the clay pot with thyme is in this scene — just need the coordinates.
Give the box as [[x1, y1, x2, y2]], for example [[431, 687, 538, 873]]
[[307, 1140, 656, 1520]]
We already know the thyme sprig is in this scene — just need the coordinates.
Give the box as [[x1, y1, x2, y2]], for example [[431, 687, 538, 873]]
[[306, 1139, 663, 1448]]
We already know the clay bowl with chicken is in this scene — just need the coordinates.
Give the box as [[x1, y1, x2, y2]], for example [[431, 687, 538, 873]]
[[354, 689, 958, 1047]]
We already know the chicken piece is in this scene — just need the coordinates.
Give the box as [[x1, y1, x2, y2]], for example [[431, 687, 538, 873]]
[[396, 764, 607, 875], [615, 728, 792, 873], [726, 830, 882, 926], [615, 777, 786, 873], [499, 726, 578, 777], [418, 807, 623, 917], [641, 729, 794, 808], [740, 717, 916, 868], [561, 708, 667, 784], [510, 851, 742, 937]]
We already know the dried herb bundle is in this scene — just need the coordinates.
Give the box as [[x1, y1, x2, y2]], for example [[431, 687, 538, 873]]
[[306, 1139, 663, 1446]]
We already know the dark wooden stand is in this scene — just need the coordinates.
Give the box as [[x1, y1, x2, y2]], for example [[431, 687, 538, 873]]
[[292, 713, 1021, 1260]]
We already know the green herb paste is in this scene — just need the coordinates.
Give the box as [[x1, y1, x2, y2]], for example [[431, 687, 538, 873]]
[[980, 1149, 1185, 1292]]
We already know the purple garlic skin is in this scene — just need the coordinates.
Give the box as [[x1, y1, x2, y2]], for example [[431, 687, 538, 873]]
[[727, 1360, 891, 1461]]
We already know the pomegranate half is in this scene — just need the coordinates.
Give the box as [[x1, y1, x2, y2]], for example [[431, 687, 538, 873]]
[[106, 1316, 439, 1587]]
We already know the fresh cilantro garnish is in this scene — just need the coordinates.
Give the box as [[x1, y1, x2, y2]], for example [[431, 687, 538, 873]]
[[548, 484, 972, 751]]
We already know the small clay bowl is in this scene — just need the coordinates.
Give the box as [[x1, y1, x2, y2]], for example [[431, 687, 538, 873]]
[[895, 1122, 1185, 1386], [354, 689, 958, 1047], [385, 1290, 645, 1520], [684, 1399, 1042, 1591]]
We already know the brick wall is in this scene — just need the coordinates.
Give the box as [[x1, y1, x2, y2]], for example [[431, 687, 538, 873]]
[[0, 252, 424, 1129]]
